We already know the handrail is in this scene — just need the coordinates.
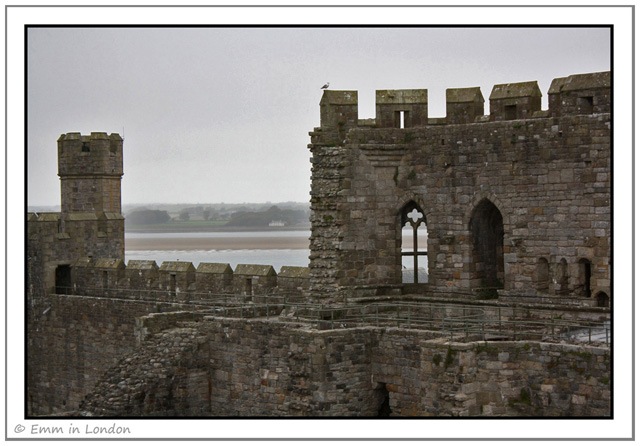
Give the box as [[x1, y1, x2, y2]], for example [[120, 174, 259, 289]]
[[46, 288, 610, 346]]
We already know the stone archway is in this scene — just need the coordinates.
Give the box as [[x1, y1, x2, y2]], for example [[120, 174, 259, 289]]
[[469, 198, 504, 289]]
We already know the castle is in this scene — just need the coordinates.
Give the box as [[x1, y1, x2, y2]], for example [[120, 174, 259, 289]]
[[27, 71, 611, 417]]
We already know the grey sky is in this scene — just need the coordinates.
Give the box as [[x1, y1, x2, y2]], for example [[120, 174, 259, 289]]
[[27, 27, 610, 207]]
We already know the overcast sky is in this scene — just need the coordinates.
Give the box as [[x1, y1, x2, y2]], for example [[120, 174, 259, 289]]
[[27, 26, 610, 207]]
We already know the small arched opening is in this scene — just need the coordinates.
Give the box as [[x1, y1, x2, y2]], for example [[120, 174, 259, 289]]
[[374, 382, 392, 417], [595, 291, 610, 308]]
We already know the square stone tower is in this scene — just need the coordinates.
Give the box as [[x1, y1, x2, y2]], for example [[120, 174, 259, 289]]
[[58, 132, 123, 214], [28, 132, 125, 296]]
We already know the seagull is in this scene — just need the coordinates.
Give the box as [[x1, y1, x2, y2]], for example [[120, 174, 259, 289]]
[[321, 82, 330, 89]]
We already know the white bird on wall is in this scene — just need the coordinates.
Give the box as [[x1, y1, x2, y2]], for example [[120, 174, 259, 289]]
[[321, 82, 330, 89]]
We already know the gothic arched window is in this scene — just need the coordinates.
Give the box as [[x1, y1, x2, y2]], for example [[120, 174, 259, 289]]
[[401, 202, 428, 284]]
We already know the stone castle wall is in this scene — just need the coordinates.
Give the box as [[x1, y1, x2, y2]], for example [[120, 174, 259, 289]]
[[27, 213, 125, 296], [34, 257, 310, 301], [26, 294, 205, 415], [308, 71, 611, 302], [76, 310, 610, 417]]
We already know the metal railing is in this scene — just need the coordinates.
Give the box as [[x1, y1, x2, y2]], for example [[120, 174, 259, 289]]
[[47, 288, 610, 346], [274, 301, 610, 346]]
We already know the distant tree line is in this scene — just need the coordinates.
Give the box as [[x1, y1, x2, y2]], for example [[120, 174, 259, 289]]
[[225, 205, 308, 227], [123, 203, 311, 227], [126, 209, 171, 225]]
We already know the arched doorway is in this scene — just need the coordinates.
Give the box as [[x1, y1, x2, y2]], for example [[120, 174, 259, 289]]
[[595, 291, 610, 308], [400, 201, 428, 284], [469, 199, 504, 289]]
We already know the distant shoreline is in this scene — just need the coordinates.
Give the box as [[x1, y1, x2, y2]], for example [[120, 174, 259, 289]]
[[125, 233, 311, 251], [125, 224, 311, 234]]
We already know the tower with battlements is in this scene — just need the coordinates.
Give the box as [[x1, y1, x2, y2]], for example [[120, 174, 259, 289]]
[[27, 132, 125, 296], [308, 72, 611, 304]]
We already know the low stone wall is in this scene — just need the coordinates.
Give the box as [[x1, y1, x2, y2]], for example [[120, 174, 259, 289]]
[[79, 312, 610, 417], [26, 294, 209, 416], [374, 331, 610, 416]]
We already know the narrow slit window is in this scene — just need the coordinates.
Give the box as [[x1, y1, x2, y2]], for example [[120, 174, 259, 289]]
[[395, 110, 409, 129], [578, 259, 592, 297], [170, 273, 177, 298]]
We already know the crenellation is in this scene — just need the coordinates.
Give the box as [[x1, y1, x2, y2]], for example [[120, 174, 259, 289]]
[[488, 80, 542, 121], [375, 89, 429, 128], [446, 87, 485, 124]]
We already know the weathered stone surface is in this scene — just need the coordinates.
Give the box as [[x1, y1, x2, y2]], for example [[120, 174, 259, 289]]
[[308, 72, 610, 304], [27, 72, 611, 418]]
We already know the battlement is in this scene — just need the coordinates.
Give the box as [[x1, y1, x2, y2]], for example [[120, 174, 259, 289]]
[[61, 257, 310, 302], [375, 89, 429, 128], [58, 132, 123, 177], [316, 71, 610, 133], [488, 80, 542, 121], [548, 71, 611, 117]]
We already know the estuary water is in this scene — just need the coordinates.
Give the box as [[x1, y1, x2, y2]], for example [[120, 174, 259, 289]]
[[124, 230, 422, 272], [125, 230, 311, 271]]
